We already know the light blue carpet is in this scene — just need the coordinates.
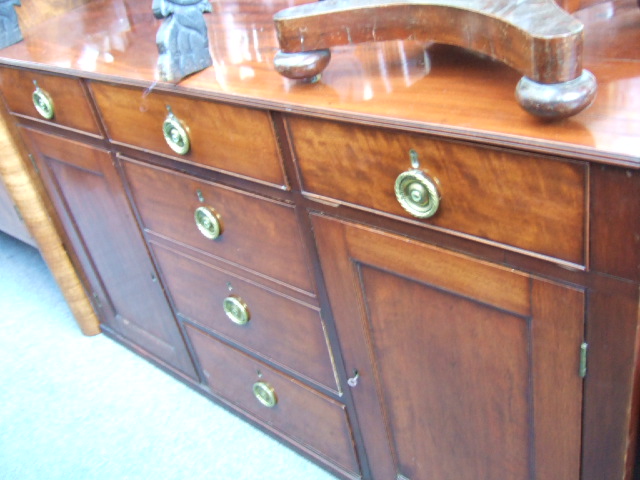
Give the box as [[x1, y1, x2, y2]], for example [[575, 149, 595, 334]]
[[0, 231, 338, 480]]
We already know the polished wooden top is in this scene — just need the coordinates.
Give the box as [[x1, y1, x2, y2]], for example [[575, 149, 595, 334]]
[[0, 0, 638, 167]]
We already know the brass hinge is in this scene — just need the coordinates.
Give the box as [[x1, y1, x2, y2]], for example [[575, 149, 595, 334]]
[[580, 342, 588, 378]]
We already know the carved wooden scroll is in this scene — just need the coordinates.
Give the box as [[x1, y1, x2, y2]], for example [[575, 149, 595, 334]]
[[153, 0, 213, 83], [0, 0, 21, 49], [273, 0, 597, 119]]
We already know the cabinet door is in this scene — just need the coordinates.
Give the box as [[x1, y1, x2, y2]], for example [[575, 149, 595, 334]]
[[23, 127, 196, 379], [312, 215, 585, 480]]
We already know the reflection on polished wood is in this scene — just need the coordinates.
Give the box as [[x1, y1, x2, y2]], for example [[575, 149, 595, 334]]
[[273, 0, 585, 83], [0, 0, 636, 164], [0, 2, 638, 479], [15, 0, 93, 33], [272, 0, 597, 118]]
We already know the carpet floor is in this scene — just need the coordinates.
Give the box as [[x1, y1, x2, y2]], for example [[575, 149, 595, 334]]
[[0, 231, 337, 480]]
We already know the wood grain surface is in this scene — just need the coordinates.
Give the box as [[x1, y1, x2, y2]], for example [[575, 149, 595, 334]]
[[22, 127, 197, 376], [15, 0, 94, 33], [0, 68, 102, 135], [90, 81, 286, 187], [289, 114, 587, 265], [150, 241, 337, 392], [0, 2, 637, 479], [312, 214, 585, 480], [186, 324, 361, 476], [0, 0, 636, 166], [0, 171, 34, 246], [0, 108, 100, 335], [121, 158, 315, 295]]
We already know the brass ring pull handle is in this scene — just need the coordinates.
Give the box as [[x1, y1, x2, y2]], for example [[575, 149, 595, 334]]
[[194, 206, 223, 239], [223, 295, 250, 325], [395, 169, 440, 219], [273, 0, 597, 118], [162, 111, 190, 155], [32, 84, 55, 120], [253, 381, 277, 408]]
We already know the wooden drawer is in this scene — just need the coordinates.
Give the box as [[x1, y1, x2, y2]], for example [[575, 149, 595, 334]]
[[90, 82, 286, 187], [151, 242, 338, 392], [186, 324, 360, 476], [288, 116, 587, 266], [0, 68, 101, 136], [122, 158, 314, 294]]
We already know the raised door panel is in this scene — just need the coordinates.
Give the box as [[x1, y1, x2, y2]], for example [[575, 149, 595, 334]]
[[22, 127, 196, 379], [312, 214, 584, 480]]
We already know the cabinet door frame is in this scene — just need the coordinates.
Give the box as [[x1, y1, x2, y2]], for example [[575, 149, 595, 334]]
[[312, 214, 585, 480], [22, 126, 197, 379]]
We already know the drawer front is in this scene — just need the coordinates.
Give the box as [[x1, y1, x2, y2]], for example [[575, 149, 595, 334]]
[[151, 242, 338, 392], [122, 159, 314, 294], [186, 325, 360, 476], [0, 68, 101, 135], [90, 82, 286, 187], [288, 116, 587, 265]]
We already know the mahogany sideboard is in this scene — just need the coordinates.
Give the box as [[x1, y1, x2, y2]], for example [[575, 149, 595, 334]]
[[0, 1, 638, 479]]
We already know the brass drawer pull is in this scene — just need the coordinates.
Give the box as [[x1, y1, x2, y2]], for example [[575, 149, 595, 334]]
[[395, 169, 441, 219], [253, 381, 277, 408], [162, 109, 190, 155], [223, 295, 250, 325], [32, 82, 54, 120], [194, 206, 223, 239]]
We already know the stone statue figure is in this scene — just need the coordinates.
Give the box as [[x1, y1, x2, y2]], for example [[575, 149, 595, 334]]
[[0, 0, 21, 49], [152, 0, 213, 82]]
